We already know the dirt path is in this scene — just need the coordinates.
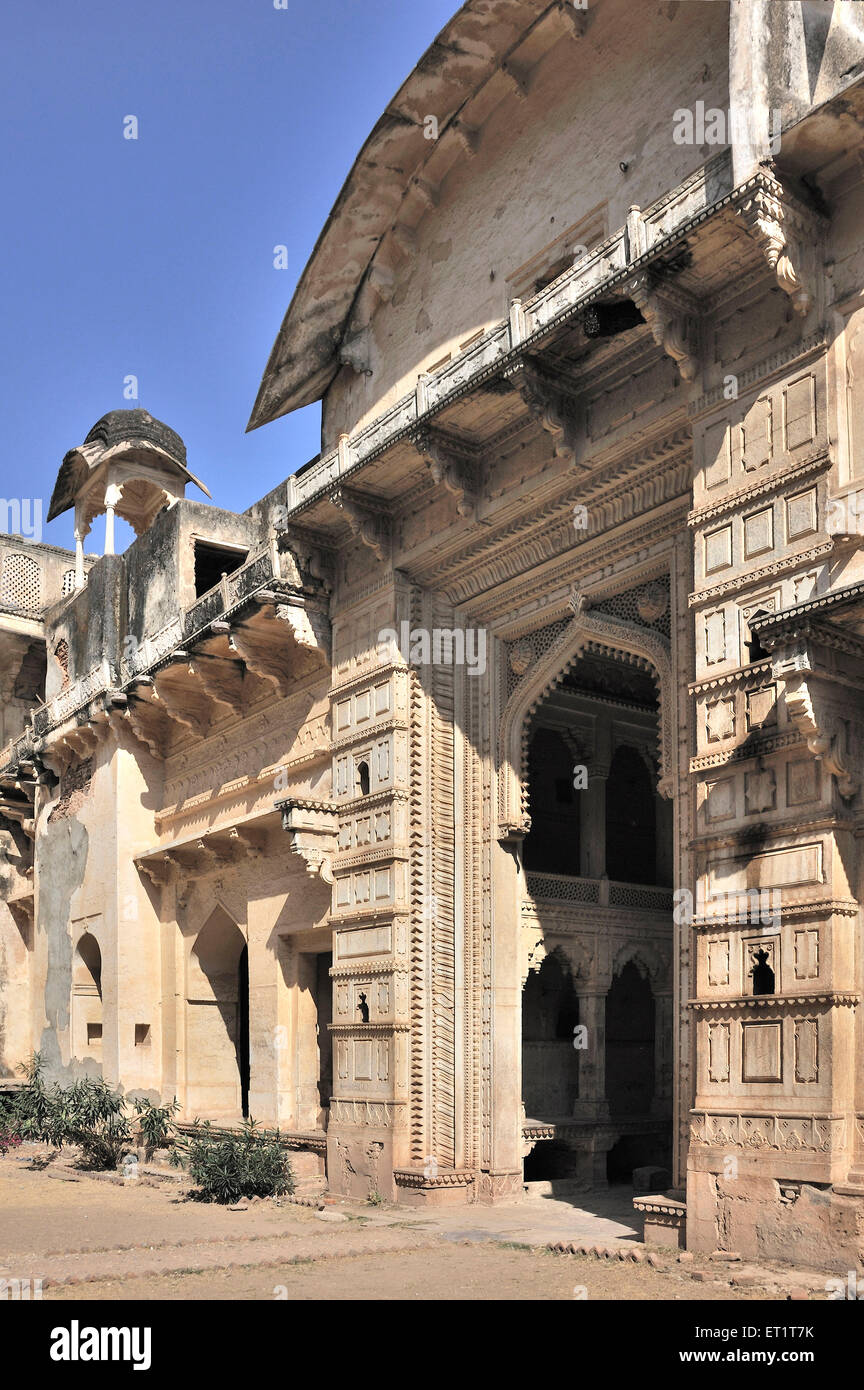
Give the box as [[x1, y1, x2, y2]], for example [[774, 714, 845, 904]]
[[0, 1151, 822, 1301], [44, 1244, 772, 1302]]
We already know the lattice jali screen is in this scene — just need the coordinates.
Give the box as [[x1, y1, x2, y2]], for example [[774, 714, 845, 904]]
[[1, 552, 42, 611], [61, 569, 76, 597]]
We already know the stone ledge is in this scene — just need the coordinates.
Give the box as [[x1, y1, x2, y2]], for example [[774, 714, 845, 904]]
[[633, 1190, 687, 1250], [632, 1193, 686, 1217]]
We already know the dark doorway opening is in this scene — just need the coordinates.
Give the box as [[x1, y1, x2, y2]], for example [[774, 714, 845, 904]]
[[605, 961, 654, 1119], [237, 944, 250, 1119], [605, 745, 656, 884], [315, 952, 333, 1113], [194, 540, 248, 598]]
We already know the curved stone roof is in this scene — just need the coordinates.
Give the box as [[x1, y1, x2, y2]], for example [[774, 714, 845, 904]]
[[248, 0, 571, 430], [83, 409, 187, 465], [48, 409, 210, 523]]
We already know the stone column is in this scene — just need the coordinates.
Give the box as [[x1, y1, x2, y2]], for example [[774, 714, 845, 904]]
[[655, 792, 674, 885], [652, 989, 673, 1119], [579, 769, 608, 878], [103, 484, 122, 556], [572, 989, 609, 1121]]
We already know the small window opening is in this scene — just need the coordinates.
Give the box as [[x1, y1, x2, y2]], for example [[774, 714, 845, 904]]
[[134, 1024, 151, 1046], [750, 949, 775, 996], [356, 760, 370, 796], [87, 1023, 103, 1044], [745, 610, 771, 664], [357, 992, 370, 1023], [193, 541, 248, 599]]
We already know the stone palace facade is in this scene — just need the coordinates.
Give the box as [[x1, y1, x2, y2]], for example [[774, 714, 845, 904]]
[[3, 0, 864, 1269]]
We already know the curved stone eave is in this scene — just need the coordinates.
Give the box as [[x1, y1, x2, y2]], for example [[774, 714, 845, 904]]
[[246, 0, 553, 432], [47, 440, 212, 524]]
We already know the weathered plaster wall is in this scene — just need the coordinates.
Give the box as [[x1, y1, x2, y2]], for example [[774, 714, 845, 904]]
[[322, 0, 730, 446], [45, 555, 124, 696], [33, 814, 90, 1078]]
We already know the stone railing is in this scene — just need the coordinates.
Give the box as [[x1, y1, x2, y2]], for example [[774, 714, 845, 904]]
[[525, 871, 672, 912], [0, 546, 285, 770], [285, 150, 735, 515]]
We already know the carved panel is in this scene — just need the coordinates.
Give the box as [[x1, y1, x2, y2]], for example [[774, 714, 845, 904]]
[[708, 1021, 730, 1083], [794, 1019, 819, 1084], [741, 1021, 782, 1083]]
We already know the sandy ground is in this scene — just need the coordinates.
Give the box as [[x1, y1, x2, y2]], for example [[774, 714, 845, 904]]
[[44, 1245, 770, 1302], [0, 1148, 819, 1301]]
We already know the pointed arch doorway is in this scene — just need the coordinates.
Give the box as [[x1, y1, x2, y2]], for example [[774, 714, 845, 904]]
[[516, 627, 674, 1187], [186, 907, 250, 1120]]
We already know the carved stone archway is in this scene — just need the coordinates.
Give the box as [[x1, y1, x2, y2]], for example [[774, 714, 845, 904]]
[[609, 939, 670, 989], [498, 591, 675, 842]]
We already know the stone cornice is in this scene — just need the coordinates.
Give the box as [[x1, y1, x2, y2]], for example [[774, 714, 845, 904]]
[[751, 580, 864, 632], [393, 1169, 476, 1189], [691, 820, 853, 852], [689, 543, 834, 607], [688, 992, 859, 1010], [690, 899, 859, 930], [431, 454, 690, 608], [689, 729, 803, 772], [689, 659, 773, 695], [688, 450, 831, 530]]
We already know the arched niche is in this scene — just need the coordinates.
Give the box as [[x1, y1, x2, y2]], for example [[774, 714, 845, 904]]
[[72, 931, 103, 1062], [185, 906, 249, 1120]]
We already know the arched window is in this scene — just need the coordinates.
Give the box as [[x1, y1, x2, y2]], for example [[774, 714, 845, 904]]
[[1, 553, 41, 611]]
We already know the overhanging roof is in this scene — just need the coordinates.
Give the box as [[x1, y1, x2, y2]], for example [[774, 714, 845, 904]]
[[247, 0, 565, 431]]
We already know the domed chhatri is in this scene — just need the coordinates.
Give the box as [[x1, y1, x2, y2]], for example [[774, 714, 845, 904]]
[[48, 408, 210, 587], [82, 409, 188, 467]]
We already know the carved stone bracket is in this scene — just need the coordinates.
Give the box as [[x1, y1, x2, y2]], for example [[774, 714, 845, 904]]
[[328, 485, 391, 562], [277, 796, 338, 884], [135, 824, 265, 888], [410, 428, 479, 518], [274, 595, 331, 665], [507, 358, 582, 463], [622, 270, 699, 382], [736, 173, 824, 317], [776, 665, 858, 800]]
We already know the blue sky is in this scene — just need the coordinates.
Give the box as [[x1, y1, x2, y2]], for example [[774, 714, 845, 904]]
[[0, 0, 458, 553]]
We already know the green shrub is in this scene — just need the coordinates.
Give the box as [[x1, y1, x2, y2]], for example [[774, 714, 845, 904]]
[[133, 1096, 180, 1154], [52, 1076, 133, 1169], [5, 1053, 65, 1148], [170, 1119, 294, 1203], [3, 1054, 180, 1171]]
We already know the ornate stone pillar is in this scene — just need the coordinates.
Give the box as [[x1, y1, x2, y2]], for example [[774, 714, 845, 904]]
[[652, 988, 674, 1119], [73, 511, 87, 590], [103, 483, 122, 556]]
